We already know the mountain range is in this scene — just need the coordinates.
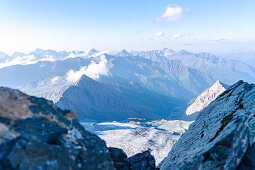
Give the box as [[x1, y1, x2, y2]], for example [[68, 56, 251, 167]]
[[1, 48, 255, 121], [56, 75, 186, 121]]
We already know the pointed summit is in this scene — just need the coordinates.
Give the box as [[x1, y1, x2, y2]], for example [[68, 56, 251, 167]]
[[179, 50, 192, 55], [163, 48, 174, 53], [116, 49, 132, 57], [88, 48, 99, 55], [186, 80, 229, 116]]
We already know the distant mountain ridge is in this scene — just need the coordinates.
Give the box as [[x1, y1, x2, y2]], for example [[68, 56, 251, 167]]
[[56, 75, 186, 121], [1, 48, 255, 121]]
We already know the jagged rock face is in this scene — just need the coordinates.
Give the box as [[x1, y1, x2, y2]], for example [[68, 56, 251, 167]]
[[0, 87, 115, 169], [186, 80, 229, 116], [238, 143, 255, 169], [0, 87, 156, 170], [109, 147, 129, 170], [108, 147, 155, 170], [160, 80, 255, 170], [129, 150, 155, 170]]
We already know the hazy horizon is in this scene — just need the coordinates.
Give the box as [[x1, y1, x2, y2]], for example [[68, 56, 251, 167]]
[[0, 0, 254, 54]]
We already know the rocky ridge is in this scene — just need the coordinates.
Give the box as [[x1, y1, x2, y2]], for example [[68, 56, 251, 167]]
[[160, 80, 255, 169], [0, 87, 155, 169]]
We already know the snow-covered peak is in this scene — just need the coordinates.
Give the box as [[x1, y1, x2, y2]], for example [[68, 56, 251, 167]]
[[88, 48, 99, 55], [116, 49, 132, 57], [186, 80, 229, 116]]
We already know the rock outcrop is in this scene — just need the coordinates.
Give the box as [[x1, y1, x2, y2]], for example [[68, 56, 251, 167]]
[[0, 87, 155, 169], [160, 80, 255, 169], [109, 147, 155, 170]]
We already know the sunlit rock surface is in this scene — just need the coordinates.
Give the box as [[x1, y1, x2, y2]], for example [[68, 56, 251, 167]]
[[160, 81, 255, 169], [186, 80, 229, 116]]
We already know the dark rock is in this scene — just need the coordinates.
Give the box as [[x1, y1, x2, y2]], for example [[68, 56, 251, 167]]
[[0, 87, 115, 170], [109, 147, 129, 170], [0, 87, 156, 170], [238, 143, 255, 170], [108, 147, 156, 170], [129, 150, 155, 170]]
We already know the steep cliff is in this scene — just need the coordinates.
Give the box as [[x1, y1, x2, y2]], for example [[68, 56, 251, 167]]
[[160, 80, 255, 169]]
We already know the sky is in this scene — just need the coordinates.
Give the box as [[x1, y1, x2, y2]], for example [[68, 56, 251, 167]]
[[0, 0, 255, 55]]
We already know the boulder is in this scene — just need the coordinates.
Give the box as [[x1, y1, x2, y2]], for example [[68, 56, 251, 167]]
[[109, 147, 129, 170], [109, 147, 156, 170], [129, 150, 155, 170], [0, 87, 115, 169]]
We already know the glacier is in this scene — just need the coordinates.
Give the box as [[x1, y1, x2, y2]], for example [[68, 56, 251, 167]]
[[81, 120, 193, 165]]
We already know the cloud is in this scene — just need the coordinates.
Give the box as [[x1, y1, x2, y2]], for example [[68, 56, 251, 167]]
[[65, 55, 111, 83], [157, 5, 183, 22], [154, 32, 165, 37], [144, 32, 165, 41], [173, 33, 185, 38], [210, 38, 228, 41], [0, 54, 56, 69], [64, 51, 86, 59], [50, 76, 61, 85]]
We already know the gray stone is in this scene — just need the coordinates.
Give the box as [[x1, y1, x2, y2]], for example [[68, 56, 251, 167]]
[[160, 81, 255, 169], [108, 147, 156, 170], [0, 87, 115, 170]]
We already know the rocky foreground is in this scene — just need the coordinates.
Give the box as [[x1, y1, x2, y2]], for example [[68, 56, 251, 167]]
[[0, 87, 155, 169], [160, 80, 255, 169]]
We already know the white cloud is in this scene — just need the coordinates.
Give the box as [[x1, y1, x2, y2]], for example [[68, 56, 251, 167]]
[[0, 54, 56, 69], [64, 51, 86, 59], [50, 76, 61, 85], [157, 5, 183, 22], [65, 55, 111, 83], [173, 33, 185, 38], [154, 32, 165, 37], [210, 38, 227, 41]]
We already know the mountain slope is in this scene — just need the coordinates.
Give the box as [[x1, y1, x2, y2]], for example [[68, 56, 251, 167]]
[[160, 80, 255, 169], [56, 75, 159, 121], [110, 55, 211, 99], [56, 75, 187, 121], [134, 49, 255, 84], [186, 80, 229, 116]]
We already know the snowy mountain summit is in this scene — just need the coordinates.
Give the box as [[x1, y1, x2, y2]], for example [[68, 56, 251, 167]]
[[186, 80, 229, 116], [116, 49, 132, 57]]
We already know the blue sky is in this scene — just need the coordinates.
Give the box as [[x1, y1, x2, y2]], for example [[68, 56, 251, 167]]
[[0, 0, 254, 54]]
